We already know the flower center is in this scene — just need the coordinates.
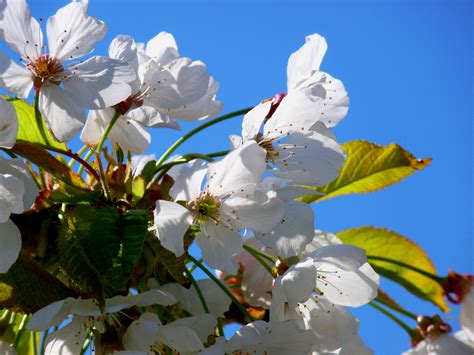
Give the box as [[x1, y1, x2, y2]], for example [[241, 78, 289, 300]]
[[256, 133, 279, 163], [189, 193, 221, 224], [114, 91, 145, 115], [27, 54, 65, 89]]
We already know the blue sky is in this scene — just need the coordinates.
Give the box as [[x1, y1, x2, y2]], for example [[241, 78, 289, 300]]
[[9, 0, 474, 353]]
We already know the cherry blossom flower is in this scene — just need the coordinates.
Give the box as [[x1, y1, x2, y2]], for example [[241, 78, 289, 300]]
[[115, 312, 217, 354], [202, 320, 316, 355], [231, 89, 346, 187], [0, 0, 136, 141], [0, 97, 18, 148], [154, 141, 285, 274], [287, 33, 349, 128], [0, 340, 16, 355], [403, 334, 472, 355], [0, 157, 38, 272], [81, 32, 222, 153], [27, 289, 177, 355]]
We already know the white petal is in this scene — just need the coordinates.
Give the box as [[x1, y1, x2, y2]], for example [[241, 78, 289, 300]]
[[0, 173, 25, 221], [287, 33, 327, 91], [0, 158, 38, 210], [108, 117, 151, 154], [0, 219, 21, 273], [273, 258, 316, 307], [273, 130, 346, 187], [122, 312, 160, 352], [403, 335, 473, 355], [229, 134, 243, 149], [126, 105, 180, 129], [0, 0, 43, 58], [192, 279, 232, 318], [168, 314, 217, 343], [264, 89, 324, 137], [108, 35, 139, 75], [314, 73, 349, 128], [131, 154, 156, 176], [167, 76, 223, 121], [157, 323, 204, 353], [27, 298, 74, 331], [63, 56, 136, 109], [206, 141, 266, 197], [305, 230, 342, 253], [297, 297, 358, 352], [257, 200, 314, 257], [196, 222, 242, 274], [241, 101, 272, 141], [0, 51, 33, 98], [460, 289, 474, 343], [146, 31, 179, 66], [0, 97, 18, 148], [80, 108, 110, 146], [47, 1, 106, 61], [153, 200, 193, 256], [0, 339, 16, 355], [168, 159, 207, 201], [339, 334, 373, 355], [38, 84, 85, 142], [44, 317, 87, 355], [131, 289, 177, 307], [221, 192, 284, 234]]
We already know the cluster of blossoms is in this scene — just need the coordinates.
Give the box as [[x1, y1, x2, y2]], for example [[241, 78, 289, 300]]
[[0, 1, 471, 354]]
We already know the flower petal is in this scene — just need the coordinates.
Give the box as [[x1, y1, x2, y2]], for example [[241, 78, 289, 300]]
[[154, 200, 193, 256], [197, 222, 242, 274], [206, 141, 266, 197], [0, 0, 43, 58], [168, 314, 217, 343], [168, 159, 207, 202], [287, 33, 327, 91], [44, 317, 87, 355], [0, 97, 18, 149], [0, 173, 25, 222], [157, 323, 204, 353], [38, 84, 85, 142], [0, 158, 38, 210], [256, 200, 314, 257], [0, 51, 33, 98], [241, 101, 271, 141], [63, 56, 135, 110], [27, 298, 74, 331], [46, 0, 106, 61], [108, 117, 151, 154], [146, 31, 179, 66], [0, 219, 21, 273], [122, 312, 160, 352]]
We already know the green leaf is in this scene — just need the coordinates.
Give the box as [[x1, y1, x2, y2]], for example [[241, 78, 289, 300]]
[[58, 206, 105, 302], [6, 96, 65, 149], [48, 190, 101, 204], [131, 176, 146, 203], [0, 252, 76, 313], [336, 226, 449, 312], [12, 141, 86, 189], [88, 207, 148, 291], [299, 140, 432, 203]]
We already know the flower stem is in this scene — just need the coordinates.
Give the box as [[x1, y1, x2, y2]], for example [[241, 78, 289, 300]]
[[68, 145, 88, 168], [367, 255, 444, 283], [242, 245, 275, 275], [243, 244, 277, 263], [154, 108, 252, 170], [184, 267, 225, 336], [187, 254, 255, 322], [369, 302, 417, 338], [374, 296, 418, 320]]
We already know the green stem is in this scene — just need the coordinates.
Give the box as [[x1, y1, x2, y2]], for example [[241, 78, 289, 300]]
[[242, 245, 274, 275], [187, 254, 255, 322], [33, 331, 38, 355], [33, 92, 51, 146], [13, 314, 29, 349], [369, 302, 417, 338], [184, 267, 225, 336], [367, 255, 444, 283], [374, 296, 418, 320], [96, 110, 121, 154], [243, 244, 277, 263], [154, 108, 252, 170], [68, 145, 88, 168]]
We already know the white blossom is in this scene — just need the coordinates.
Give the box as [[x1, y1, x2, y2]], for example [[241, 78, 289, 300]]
[[154, 141, 285, 274], [81, 32, 222, 153], [0, 0, 136, 141], [0, 97, 18, 149], [27, 290, 177, 355], [0, 157, 38, 273]]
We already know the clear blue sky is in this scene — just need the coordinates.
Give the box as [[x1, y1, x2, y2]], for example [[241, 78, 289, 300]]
[[14, 0, 474, 353]]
